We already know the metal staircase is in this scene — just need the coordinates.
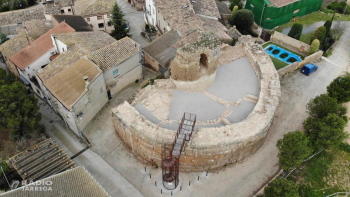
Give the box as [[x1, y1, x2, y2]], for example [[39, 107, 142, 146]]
[[162, 113, 196, 190]]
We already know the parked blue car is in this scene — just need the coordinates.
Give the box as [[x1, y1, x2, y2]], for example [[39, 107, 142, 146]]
[[301, 63, 318, 76]]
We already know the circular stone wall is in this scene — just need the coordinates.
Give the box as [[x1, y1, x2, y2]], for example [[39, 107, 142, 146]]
[[111, 36, 281, 171]]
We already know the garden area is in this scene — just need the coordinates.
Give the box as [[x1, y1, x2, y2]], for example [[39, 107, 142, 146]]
[[262, 42, 304, 70], [260, 73, 350, 197]]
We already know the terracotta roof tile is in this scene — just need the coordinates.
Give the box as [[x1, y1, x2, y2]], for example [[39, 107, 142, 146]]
[[44, 58, 101, 110], [191, 0, 221, 18], [10, 22, 75, 70], [0, 31, 33, 60], [74, 0, 114, 16], [16, 20, 53, 40], [87, 37, 140, 72], [54, 31, 116, 52]]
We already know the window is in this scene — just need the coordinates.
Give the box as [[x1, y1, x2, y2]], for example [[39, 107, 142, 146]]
[[97, 15, 103, 20], [61, 10, 64, 13], [87, 18, 90, 22], [98, 23, 104, 28], [113, 69, 119, 78], [108, 21, 112, 26], [68, 9, 71, 12]]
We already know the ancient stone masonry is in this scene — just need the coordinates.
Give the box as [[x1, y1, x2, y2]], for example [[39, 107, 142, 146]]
[[112, 35, 281, 171]]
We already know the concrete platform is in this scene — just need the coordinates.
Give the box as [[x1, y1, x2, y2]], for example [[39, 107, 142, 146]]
[[135, 57, 259, 130]]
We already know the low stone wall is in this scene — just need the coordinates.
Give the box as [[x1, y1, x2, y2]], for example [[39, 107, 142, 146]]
[[270, 31, 310, 57], [112, 36, 281, 171], [0, 7, 45, 26], [278, 50, 324, 77], [171, 71, 216, 91]]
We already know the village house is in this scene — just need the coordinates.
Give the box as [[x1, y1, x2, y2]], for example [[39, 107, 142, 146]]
[[51, 15, 93, 32], [36, 31, 141, 136], [43, 0, 74, 20], [142, 30, 181, 75], [9, 22, 75, 97], [87, 37, 142, 98], [143, 0, 233, 75], [74, 0, 115, 33]]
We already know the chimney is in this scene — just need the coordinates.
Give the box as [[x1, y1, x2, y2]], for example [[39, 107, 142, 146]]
[[84, 76, 89, 90]]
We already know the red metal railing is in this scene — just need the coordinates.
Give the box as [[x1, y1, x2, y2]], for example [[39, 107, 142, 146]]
[[162, 113, 196, 190]]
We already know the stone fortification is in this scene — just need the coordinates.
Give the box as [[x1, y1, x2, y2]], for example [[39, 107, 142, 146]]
[[170, 33, 221, 91], [112, 36, 281, 171], [270, 31, 310, 57]]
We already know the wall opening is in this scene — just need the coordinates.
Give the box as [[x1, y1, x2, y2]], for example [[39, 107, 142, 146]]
[[200, 53, 208, 69]]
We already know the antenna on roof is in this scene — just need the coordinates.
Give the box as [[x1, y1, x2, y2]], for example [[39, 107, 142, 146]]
[[24, 27, 29, 36]]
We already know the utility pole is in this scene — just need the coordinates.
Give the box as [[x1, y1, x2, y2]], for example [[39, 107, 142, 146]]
[[260, 2, 266, 27]]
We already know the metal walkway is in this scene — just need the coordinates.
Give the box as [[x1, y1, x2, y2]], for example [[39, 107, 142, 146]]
[[162, 113, 196, 190]]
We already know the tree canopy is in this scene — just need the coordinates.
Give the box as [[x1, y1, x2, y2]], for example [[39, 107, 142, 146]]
[[229, 0, 243, 10], [110, 3, 130, 40], [327, 73, 350, 103], [264, 178, 299, 197], [0, 68, 44, 140], [324, 20, 332, 36], [277, 130, 313, 171], [303, 114, 348, 149], [288, 23, 303, 40], [306, 94, 347, 121], [230, 9, 254, 31], [308, 39, 320, 55], [312, 26, 326, 43]]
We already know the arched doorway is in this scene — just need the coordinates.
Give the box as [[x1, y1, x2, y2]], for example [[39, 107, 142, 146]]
[[200, 53, 208, 69]]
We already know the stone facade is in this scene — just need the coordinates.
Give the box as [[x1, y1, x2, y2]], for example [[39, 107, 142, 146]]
[[111, 36, 281, 171], [270, 31, 310, 57], [170, 33, 221, 91]]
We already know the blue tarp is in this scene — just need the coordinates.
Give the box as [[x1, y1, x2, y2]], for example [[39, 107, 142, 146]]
[[264, 44, 302, 64], [20, 75, 30, 85]]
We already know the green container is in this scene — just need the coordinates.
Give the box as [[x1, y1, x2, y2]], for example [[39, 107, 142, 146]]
[[245, 0, 323, 29]]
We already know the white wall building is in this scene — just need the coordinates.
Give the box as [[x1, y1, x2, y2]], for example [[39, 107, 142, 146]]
[[144, 0, 157, 27]]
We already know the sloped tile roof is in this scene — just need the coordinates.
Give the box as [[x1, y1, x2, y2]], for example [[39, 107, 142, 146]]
[[191, 0, 221, 18], [268, 0, 299, 7], [16, 20, 53, 40], [74, 0, 114, 16], [142, 30, 181, 69], [10, 22, 75, 70], [44, 58, 101, 110], [54, 31, 116, 52], [87, 37, 139, 72], [0, 7, 45, 26], [38, 46, 86, 82], [44, 0, 73, 15], [7, 138, 76, 182], [1, 166, 110, 197], [52, 15, 93, 32], [0, 31, 33, 60]]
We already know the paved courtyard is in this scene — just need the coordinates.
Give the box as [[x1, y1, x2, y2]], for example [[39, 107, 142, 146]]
[[134, 57, 259, 131]]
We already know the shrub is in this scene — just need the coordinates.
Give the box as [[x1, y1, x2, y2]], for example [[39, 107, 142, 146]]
[[230, 9, 254, 31], [324, 20, 332, 36], [288, 23, 303, 40], [312, 26, 326, 43], [231, 6, 238, 17], [264, 178, 299, 197], [327, 73, 350, 103], [229, 0, 243, 10], [308, 39, 320, 55], [277, 130, 313, 171]]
